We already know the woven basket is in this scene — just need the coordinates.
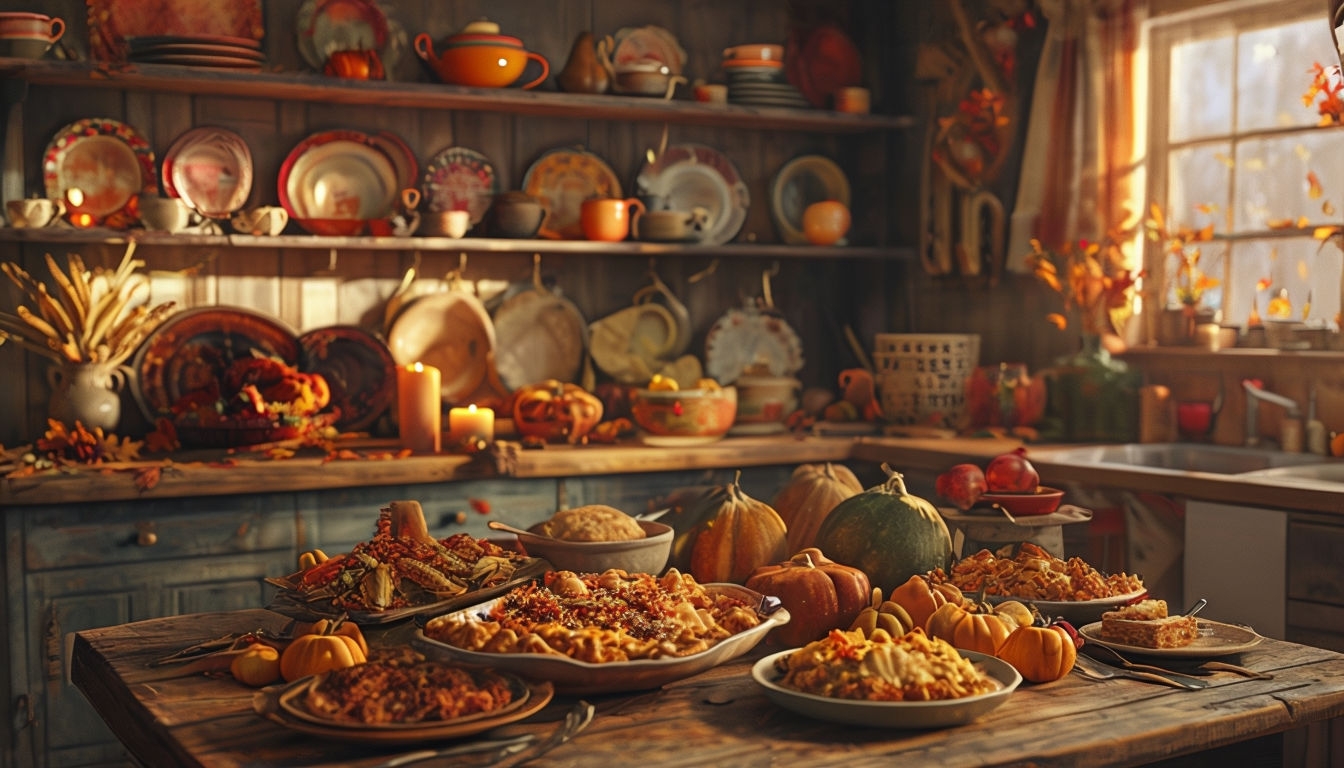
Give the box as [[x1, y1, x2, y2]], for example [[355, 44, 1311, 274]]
[[873, 333, 981, 427]]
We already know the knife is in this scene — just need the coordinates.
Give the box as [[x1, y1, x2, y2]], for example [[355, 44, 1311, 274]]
[[1073, 654, 1208, 689], [1081, 644, 1215, 688]]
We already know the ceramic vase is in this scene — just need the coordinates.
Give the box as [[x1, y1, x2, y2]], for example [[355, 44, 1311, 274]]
[[47, 362, 129, 432]]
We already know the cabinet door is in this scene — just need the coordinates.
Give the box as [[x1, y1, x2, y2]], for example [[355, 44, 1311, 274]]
[[1184, 501, 1286, 638]]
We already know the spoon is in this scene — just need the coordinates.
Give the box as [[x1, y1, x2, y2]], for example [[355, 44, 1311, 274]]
[[1183, 597, 1208, 618], [486, 520, 549, 540]]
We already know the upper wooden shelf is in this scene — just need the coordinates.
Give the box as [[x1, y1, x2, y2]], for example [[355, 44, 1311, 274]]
[[0, 226, 916, 261], [1, 58, 916, 134]]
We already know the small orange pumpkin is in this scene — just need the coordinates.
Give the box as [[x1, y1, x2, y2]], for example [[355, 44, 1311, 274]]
[[744, 547, 871, 646], [996, 619, 1078, 683], [889, 573, 963, 630], [280, 619, 367, 682], [230, 644, 282, 687], [926, 600, 1015, 656]]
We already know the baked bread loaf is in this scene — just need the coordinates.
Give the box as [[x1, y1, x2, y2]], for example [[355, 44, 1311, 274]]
[[536, 505, 646, 542], [1100, 599, 1197, 649]]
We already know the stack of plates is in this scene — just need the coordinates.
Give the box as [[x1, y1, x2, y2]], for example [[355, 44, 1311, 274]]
[[724, 60, 809, 108], [126, 34, 265, 72]]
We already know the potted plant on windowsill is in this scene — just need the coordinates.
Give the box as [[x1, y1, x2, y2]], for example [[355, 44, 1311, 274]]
[[1148, 203, 1220, 345]]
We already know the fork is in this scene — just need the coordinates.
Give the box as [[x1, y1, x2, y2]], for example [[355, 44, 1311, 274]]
[[1072, 654, 1207, 689], [493, 700, 595, 768]]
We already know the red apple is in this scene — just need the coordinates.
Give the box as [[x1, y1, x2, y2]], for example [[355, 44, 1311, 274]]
[[936, 463, 987, 510], [985, 448, 1040, 492]]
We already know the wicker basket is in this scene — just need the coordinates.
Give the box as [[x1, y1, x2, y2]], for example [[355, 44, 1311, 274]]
[[873, 333, 981, 428]]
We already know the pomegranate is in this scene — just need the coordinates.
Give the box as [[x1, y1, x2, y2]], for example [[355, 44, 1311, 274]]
[[935, 463, 987, 510], [984, 448, 1039, 492]]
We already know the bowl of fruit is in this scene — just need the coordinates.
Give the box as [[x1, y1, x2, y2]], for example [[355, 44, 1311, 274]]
[[935, 448, 1062, 516], [631, 377, 737, 446]]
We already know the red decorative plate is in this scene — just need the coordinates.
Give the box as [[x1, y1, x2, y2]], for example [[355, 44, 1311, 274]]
[[43, 118, 156, 221], [278, 129, 401, 229], [298, 325, 396, 431], [422, 146, 499, 225], [522, 147, 622, 240]]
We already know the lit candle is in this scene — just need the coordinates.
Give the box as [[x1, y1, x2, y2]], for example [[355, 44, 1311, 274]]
[[448, 404, 495, 446], [396, 362, 441, 453]]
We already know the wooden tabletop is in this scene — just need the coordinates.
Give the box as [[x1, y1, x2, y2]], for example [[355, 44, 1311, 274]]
[[71, 608, 1344, 768]]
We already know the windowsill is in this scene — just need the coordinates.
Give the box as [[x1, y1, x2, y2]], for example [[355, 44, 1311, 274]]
[[1118, 345, 1344, 359]]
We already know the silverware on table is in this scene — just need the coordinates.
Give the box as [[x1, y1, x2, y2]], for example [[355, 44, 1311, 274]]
[[369, 734, 535, 768], [493, 700, 595, 768], [1082, 643, 1209, 685], [1072, 654, 1208, 689]]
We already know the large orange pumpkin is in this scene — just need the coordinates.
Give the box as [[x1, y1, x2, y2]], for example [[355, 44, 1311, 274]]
[[772, 463, 864, 552], [745, 547, 870, 646], [688, 471, 789, 584]]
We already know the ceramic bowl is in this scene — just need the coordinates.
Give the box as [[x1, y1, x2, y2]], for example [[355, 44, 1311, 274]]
[[723, 44, 784, 62], [631, 386, 737, 439], [514, 520, 673, 574], [734, 375, 800, 425], [977, 487, 1065, 517]]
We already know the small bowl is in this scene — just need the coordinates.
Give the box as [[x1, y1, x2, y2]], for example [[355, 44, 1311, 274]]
[[515, 520, 674, 574], [733, 375, 800, 425], [724, 44, 784, 62], [977, 487, 1065, 517], [631, 386, 737, 440]]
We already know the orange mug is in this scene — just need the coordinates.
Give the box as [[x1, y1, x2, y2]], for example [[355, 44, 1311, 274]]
[[580, 197, 645, 242]]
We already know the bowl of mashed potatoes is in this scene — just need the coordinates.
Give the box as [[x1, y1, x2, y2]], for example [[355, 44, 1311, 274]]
[[512, 505, 674, 574]]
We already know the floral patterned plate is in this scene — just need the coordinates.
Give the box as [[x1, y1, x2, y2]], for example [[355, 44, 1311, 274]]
[[161, 126, 254, 218], [43, 117, 157, 221], [522, 147, 622, 240], [298, 325, 396, 431], [422, 146, 499, 226]]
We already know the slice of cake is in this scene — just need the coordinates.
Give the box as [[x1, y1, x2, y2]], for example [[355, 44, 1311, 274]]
[[1100, 599, 1198, 649]]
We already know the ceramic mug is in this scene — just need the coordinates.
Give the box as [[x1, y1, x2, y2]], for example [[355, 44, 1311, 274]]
[[633, 207, 709, 242], [423, 209, 471, 238], [581, 197, 645, 241], [0, 14, 64, 43], [231, 206, 289, 236], [137, 195, 198, 233], [7, 197, 65, 228]]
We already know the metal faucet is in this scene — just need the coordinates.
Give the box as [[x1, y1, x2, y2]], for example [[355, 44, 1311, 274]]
[[1242, 379, 1301, 447]]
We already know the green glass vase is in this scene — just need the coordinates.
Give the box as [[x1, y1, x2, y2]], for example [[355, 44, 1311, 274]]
[[1044, 335, 1140, 442]]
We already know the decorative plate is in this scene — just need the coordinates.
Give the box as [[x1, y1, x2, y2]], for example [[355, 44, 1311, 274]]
[[386, 290, 497, 405], [87, 2, 262, 62], [255, 669, 552, 745], [752, 649, 1020, 728], [125, 41, 265, 59], [422, 146, 499, 225], [610, 25, 686, 74], [522, 147, 622, 240], [704, 305, 805, 384], [130, 306, 300, 421], [490, 287, 588, 390], [635, 143, 749, 246], [124, 34, 262, 52], [296, 0, 407, 77], [161, 126, 254, 218], [368, 130, 417, 191], [413, 583, 790, 695], [128, 53, 264, 71], [278, 129, 401, 224], [1078, 618, 1265, 658], [770, 155, 850, 244], [43, 117, 157, 220], [298, 325, 396, 431]]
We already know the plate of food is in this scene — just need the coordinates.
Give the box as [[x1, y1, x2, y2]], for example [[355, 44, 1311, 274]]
[[255, 647, 553, 744], [930, 542, 1148, 626], [415, 570, 790, 694], [267, 502, 549, 625], [752, 629, 1020, 728], [1078, 599, 1263, 658]]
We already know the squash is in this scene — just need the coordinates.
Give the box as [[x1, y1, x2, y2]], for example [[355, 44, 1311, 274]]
[[926, 600, 1015, 656], [848, 587, 916, 638], [230, 644, 282, 687], [512, 379, 604, 444], [744, 547, 871, 646], [996, 618, 1078, 683], [812, 463, 954, 595], [889, 573, 963, 630], [688, 471, 790, 584], [772, 463, 864, 552], [280, 619, 368, 682]]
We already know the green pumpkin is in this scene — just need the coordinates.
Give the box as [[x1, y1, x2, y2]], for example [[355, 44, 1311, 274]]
[[813, 464, 953, 594]]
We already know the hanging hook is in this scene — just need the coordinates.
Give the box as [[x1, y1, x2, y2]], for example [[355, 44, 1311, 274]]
[[531, 253, 550, 294], [688, 258, 719, 284], [327, 248, 338, 273], [761, 261, 780, 308]]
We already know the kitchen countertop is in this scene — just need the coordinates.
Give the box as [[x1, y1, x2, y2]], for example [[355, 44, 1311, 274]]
[[3, 433, 1341, 516]]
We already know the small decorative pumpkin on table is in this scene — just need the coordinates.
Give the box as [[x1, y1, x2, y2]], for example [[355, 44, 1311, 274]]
[[279, 617, 368, 682], [995, 614, 1080, 683], [744, 547, 870, 646]]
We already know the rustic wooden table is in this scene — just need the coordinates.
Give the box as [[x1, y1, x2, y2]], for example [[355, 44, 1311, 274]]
[[71, 609, 1344, 767]]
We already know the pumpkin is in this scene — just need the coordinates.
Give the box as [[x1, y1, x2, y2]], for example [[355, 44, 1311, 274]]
[[772, 463, 864, 552], [662, 485, 722, 573], [744, 547, 871, 646], [812, 464, 954, 595], [279, 619, 368, 682], [512, 379, 604, 444], [688, 471, 790, 584], [230, 644, 282, 687], [848, 587, 916, 638], [889, 573, 963, 630], [926, 600, 1015, 656], [996, 618, 1078, 683]]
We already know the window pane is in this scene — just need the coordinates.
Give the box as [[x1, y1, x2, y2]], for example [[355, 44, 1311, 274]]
[[1237, 19, 1342, 131], [1225, 238, 1341, 327], [1168, 142, 1232, 231], [1233, 130, 1344, 231], [1170, 35, 1235, 142]]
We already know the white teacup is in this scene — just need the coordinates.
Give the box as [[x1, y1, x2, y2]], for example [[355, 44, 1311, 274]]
[[634, 207, 709, 242], [7, 197, 65, 228], [231, 206, 289, 236], [136, 195, 198, 233], [423, 209, 471, 238]]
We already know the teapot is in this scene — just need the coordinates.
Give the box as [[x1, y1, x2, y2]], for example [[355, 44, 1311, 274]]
[[596, 36, 685, 99], [415, 19, 549, 90]]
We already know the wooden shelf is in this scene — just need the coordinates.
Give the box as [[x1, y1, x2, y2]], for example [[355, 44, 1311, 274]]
[[1, 58, 916, 134], [0, 226, 916, 261]]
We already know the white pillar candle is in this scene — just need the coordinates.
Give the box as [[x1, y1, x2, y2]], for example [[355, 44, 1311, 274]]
[[396, 362, 441, 453], [448, 404, 495, 446]]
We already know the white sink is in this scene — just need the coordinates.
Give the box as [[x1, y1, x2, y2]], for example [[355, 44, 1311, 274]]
[[1240, 462, 1344, 484], [1030, 443, 1329, 475]]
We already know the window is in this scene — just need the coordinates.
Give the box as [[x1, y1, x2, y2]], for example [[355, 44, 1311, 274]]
[[1146, 0, 1344, 330]]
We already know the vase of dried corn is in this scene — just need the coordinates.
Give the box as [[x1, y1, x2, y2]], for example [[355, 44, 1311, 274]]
[[47, 362, 129, 432]]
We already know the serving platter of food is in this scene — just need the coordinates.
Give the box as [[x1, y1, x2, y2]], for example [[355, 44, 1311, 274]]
[[752, 628, 1021, 728], [253, 648, 553, 744], [267, 502, 548, 625], [1077, 598, 1263, 658], [414, 569, 789, 694]]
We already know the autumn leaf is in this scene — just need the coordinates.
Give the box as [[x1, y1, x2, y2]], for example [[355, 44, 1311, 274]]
[[1046, 313, 1068, 329], [469, 498, 492, 514], [1308, 171, 1324, 199], [1256, 276, 1274, 291], [1267, 218, 1296, 229], [134, 466, 162, 491], [1315, 225, 1342, 240]]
